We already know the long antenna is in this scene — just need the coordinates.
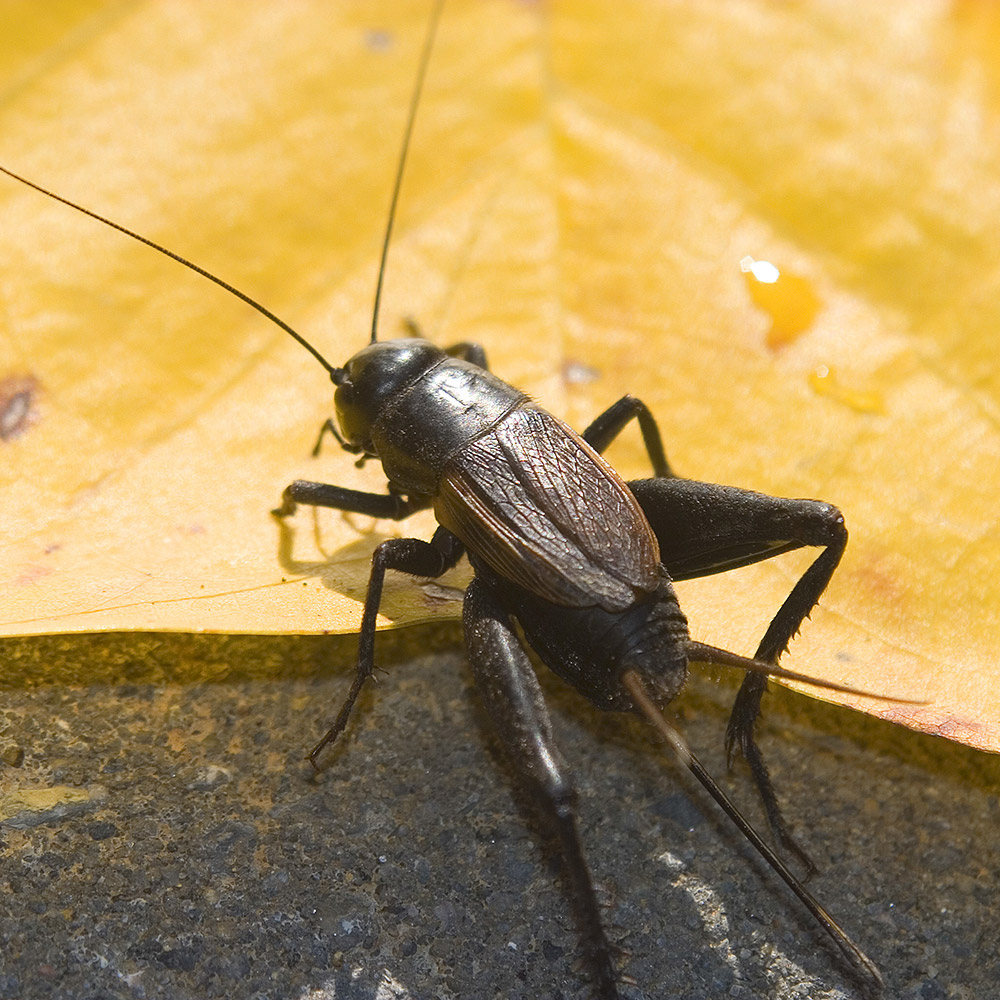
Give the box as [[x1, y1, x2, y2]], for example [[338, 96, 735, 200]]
[[0, 164, 340, 378], [369, 0, 446, 344], [1, 2, 446, 372], [622, 671, 884, 997]]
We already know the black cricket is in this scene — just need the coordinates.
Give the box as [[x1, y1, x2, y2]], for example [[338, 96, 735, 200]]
[[273, 330, 883, 998], [0, 3, 890, 997]]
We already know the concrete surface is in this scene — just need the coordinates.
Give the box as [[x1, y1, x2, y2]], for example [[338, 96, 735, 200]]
[[1, 627, 997, 999]]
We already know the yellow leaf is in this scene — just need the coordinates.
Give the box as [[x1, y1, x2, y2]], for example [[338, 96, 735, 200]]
[[2, 1, 998, 752]]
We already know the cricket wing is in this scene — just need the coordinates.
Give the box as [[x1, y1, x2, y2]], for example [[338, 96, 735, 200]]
[[434, 406, 661, 610]]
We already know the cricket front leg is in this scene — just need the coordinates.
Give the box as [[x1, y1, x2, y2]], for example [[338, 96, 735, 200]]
[[308, 526, 465, 766], [272, 480, 430, 520]]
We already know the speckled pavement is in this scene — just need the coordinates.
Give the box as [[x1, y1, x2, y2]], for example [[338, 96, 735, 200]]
[[1, 627, 996, 999]]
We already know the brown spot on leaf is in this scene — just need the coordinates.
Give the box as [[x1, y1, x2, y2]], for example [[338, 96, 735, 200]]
[[365, 28, 394, 51], [0, 374, 41, 441]]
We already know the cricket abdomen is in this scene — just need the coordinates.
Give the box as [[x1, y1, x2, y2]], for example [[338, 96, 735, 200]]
[[473, 560, 689, 712]]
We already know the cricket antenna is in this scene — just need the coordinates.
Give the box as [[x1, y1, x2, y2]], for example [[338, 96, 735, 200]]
[[369, 0, 445, 345], [0, 1, 445, 376], [622, 670, 885, 998], [0, 164, 341, 379]]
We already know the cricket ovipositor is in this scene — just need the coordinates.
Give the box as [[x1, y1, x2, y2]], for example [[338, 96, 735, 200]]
[[0, 2, 919, 997]]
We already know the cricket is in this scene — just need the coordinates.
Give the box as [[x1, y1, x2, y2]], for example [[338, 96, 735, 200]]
[[0, 2, 908, 996]]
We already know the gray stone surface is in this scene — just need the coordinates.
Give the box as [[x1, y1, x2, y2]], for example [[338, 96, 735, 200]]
[[1, 628, 997, 999]]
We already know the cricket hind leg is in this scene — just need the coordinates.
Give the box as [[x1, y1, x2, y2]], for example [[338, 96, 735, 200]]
[[726, 523, 847, 874], [463, 577, 620, 1000], [628, 477, 848, 872]]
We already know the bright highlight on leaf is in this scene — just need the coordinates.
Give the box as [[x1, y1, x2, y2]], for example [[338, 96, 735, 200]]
[[741, 257, 780, 284], [1, 1, 999, 753]]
